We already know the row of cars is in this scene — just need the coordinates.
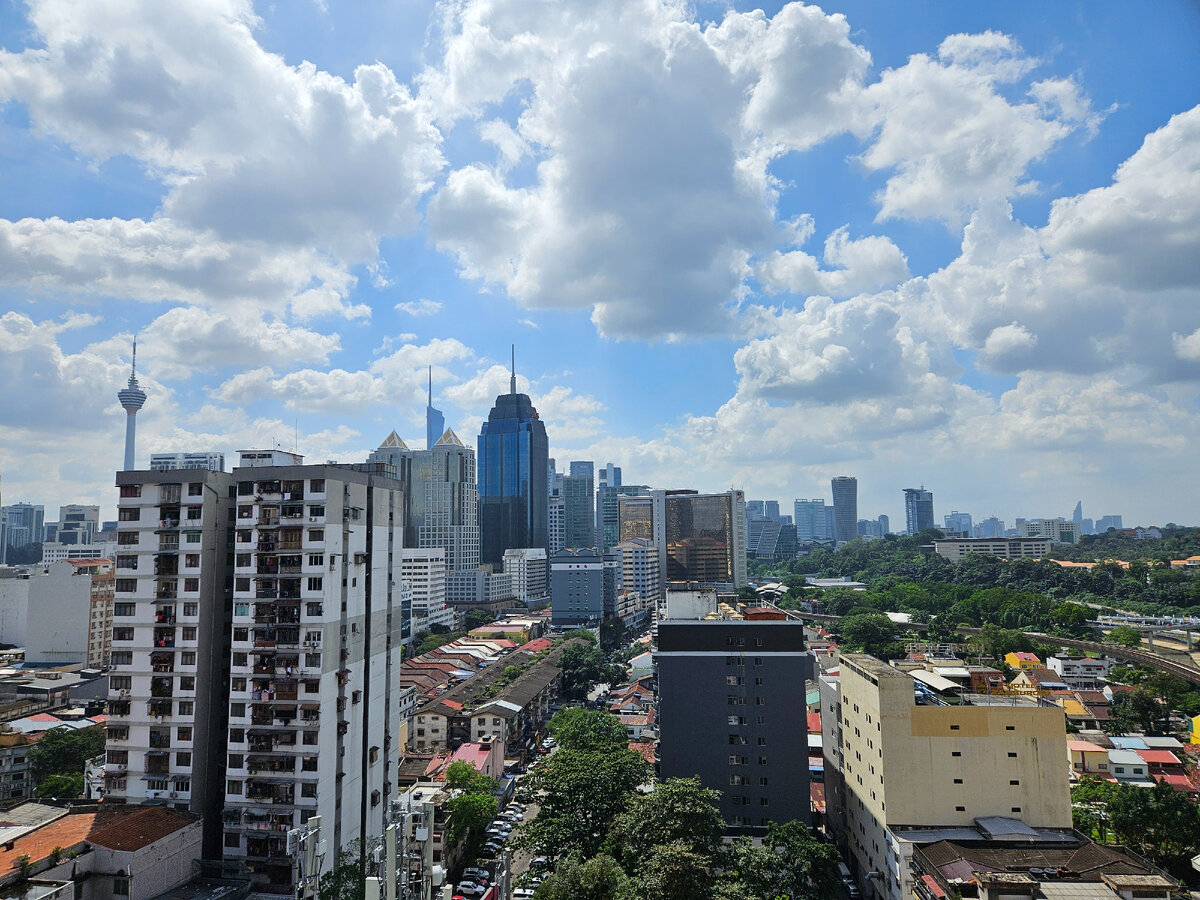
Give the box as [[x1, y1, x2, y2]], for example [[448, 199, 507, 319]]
[[454, 802, 528, 898]]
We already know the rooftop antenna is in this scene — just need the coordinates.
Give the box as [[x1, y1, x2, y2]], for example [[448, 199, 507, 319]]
[[510, 344, 517, 394], [131, 336, 138, 377]]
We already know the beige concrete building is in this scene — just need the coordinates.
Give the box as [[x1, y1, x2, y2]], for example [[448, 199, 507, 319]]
[[830, 654, 1072, 900], [932, 538, 1052, 561]]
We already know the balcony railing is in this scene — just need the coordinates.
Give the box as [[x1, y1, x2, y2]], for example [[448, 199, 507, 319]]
[[147, 700, 173, 718]]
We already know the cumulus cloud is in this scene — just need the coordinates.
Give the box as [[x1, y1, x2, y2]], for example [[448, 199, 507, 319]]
[[758, 224, 909, 296]]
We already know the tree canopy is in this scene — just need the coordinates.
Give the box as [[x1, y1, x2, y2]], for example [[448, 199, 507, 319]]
[[28, 726, 105, 784], [547, 707, 628, 752]]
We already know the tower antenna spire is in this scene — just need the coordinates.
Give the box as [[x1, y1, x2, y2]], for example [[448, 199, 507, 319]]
[[510, 344, 516, 394], [131, 336, 138, 377], [428, 364, 433, 407]]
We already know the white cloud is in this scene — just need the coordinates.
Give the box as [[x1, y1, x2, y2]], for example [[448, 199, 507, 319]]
[[394, 299, 444, 317], [1175, 328, 1200, 362], [758, 225, 909, 297]]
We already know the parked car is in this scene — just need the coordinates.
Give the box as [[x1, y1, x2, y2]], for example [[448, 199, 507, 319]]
[[462, 867, 489, 882]]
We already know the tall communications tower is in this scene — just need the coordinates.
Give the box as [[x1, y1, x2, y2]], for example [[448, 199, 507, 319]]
[[117, 339, 147, 471]]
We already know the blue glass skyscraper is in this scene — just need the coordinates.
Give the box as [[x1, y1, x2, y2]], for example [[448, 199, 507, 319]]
[[478, 353, 549, 568]]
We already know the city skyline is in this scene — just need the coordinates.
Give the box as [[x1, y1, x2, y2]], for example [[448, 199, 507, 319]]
[[1, 1, 1198, 529]]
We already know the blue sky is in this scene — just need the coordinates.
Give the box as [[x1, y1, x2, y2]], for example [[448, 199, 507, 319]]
[[1, 0, 1198, 531]]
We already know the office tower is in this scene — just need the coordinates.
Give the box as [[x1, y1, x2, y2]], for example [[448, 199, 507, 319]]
[[878, 514, 889, 535], [597, 483, 648, 552], [425, 366, 445, 451], [657, 617, 813, 832], [764, 500, 780, 521], [548, 492, 565, 554], [618, 495, 653, 543], [1025, 517, 1082, 544], [972, 515, 1005, 538], [745, 500, 766, 520], [477, 353, 549, 568], [108, 465, 236, 860], [793, 499, 827, 543], [1071, 500, 1083, 526], [856, 519, 883, 540], [401, 548, 453, 631], [830, 477, 857, 545], [503, 547, 549, 605], [223, 451, 407, 888], [118, 339, 148, 471], [563, 461, 595, 549], [942, 510, 972, 537], [597, 462, 621, 489], [752, 520, 796, 561], [823, 655, 1071, 899], [1095, 514, 1123, 532], [368, 429, 479, 575], [150, 452, 226, 472], [651, 489, 747, 589], [58, 504, 100, 545], [550, 548, 617, 626], [903, 486, 935, 535], [0, 502, 45, 563], [613, 537, 661, 603]]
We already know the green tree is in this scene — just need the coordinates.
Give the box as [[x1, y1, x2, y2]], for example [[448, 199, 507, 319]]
[[464, 608, 495, 631], [34, 773, 83, 800], [318, 847, 367, 900], [716, 821, 842, 900], [446, 792, 498, 854], [1105, 625, 1143, 648], [518, 747, 652, 859], [443, 760, 497, 795], [837, 613, 896, 657], [28, 726, 105, 784], [1109, 688, 1167, 734], [1109, 778, 1200, 874], [631, 840, 711, 900], [548, 708, 628, 752], [559, 640, 622, 701], [533, 852, 630, 900], [1049, 602, 1094, 636], [600, 617, 629, 650], [606, 777, 723, 871]]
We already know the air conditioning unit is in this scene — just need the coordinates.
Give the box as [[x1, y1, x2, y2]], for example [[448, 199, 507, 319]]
[[169, 790, 179, 798], [117, 764, 127, 771]]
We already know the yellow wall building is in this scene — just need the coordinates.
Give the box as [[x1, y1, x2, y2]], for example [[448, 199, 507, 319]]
[[834, 654, 1071, 900], [1004, 651, 1043, 670]]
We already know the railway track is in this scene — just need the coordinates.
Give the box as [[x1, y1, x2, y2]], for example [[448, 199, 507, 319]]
[[784, 610, 1200, 685]]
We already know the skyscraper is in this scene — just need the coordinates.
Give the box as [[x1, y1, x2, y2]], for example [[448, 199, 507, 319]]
[[425, 365, 445, 450], [903, 486, 935, 535], [118, 339, 147, 471], [563, 461, 595, 549], [597, 483, 647, 552], [831, 476, 857, 545], [652, 489, 747, 589], [477, 351, 549, 568], [793, 499, 828, 542]]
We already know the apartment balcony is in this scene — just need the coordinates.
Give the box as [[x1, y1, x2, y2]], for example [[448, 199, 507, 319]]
[[256, 588, 278, 600], [281, 505, 305, 520], [279, 564, 302, 575], [244, 786, 295, 806], [242, 812, 295, 832], [157, 540, 180, 553], [145, 755, 170, 777], [150, 678, 174, 699], [257, 481, 282, 495], [155, 612, 176, 624], [153, 627, 176, 647], [154, 560, 179, 577], [147, 699, 173, 718], [151, 651, 175, 672], [279, 583, 301, 600], [108, 700, 132, 717], [257, 562, 279, 576], [257, 538, 278, 552], [156, 587, 178, 601], [258, 515, 280, 529], [246, 755, 296, 775]]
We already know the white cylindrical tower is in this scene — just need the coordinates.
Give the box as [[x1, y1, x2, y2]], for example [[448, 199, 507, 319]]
[[117, 340, 147, 471]]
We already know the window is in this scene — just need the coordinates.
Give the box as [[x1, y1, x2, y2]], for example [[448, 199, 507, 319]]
[[113, 877, 130, 897], [1009, 780, 1020, 785], [176, 752, 192, 767], [757, 737, 766, 746], [307, 577, 324, 591], [1011, 807, 1022, 813], [303, 757, 318, 771], [112, 627, 134, 641], [188, 483, 203, 496], [303, 731, 318, 745], [185, 554, 200, 567], [181, 651, 197, 665], [953, 778, 963, 784], [177, 727, 192, 741], [115, 578, 138, 593], [180, 677, 196, 691], [186, 506, 201, 519], [178, 701, 194, 715], [116, 555, 138, 570], [951, 751, 961, 757], [308, 553, 324, 567], [310, 479, 325, 492], [184, 578, 199, 592], [949, 724, 960, 731], [1008, 752, 1018, 758], [111, 651, 133, 665], [118, 507, 140, 521], [107, 749, 129, 764], [114, 603, 136, 617], [229, 729, 244, 744], [306, 602, 323, 616], [120, 484, 142, 498], [232, 653, 247, 666], [309, 505, 326, 517], [235, 578, 250, 592], [182, 626, 197, 641], [118, 532, 138, 545], [227, 780, 242, 795], [955, 806, 965, 812], [230, 703, 245, 717], [237, 530, 252, 543], [111, 675, 132, 690], [224, 832, 241, 848], [308, 529, 324, 542], [233, 628, 248, 642], [183, 602, 199, 616], [1005, 725, 1015, 731], [306, 653, 322, 667], [186, 532, 201, 543], [236, 554, 251, 567], [302, 782, 318, 797]]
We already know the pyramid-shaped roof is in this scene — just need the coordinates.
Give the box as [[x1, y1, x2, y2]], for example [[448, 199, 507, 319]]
[[379, 430, 408, 449], [434, 428, 464, 447]]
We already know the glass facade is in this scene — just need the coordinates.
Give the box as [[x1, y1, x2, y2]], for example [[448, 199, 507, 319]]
[[618, 496, 653, 543], [664, 494, 735, 582], [478, 391, 549, 568]]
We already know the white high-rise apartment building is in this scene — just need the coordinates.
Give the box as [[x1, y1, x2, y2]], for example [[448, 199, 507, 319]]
[[110, 451, 410, 893], [614, 537, 660, 603], [402, 548, 455, 632], [503, 547, 548, 605], [108, 466, 236, 860]]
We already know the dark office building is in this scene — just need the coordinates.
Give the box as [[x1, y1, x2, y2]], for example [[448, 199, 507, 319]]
[[478, 364, 549, 568], [831, 476, 857, 545], [903, 486, 935, 535], [657, 619, 814, 833]]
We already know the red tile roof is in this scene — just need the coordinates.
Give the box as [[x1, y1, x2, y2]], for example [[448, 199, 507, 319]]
[[88, 806, 197, 851], [628, 740, 655, 763], [807, 712, 822, 734], [519, 638, 554, 653], [1136, 749, 1181, 766]]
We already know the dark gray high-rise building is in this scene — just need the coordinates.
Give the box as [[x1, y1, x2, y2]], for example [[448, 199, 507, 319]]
[[563, 461, 595, 549], [657, 618, 813, 832], [903, 486, 935, 535], [477, 355, 549, 568], [831, 476, 857, 545]]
